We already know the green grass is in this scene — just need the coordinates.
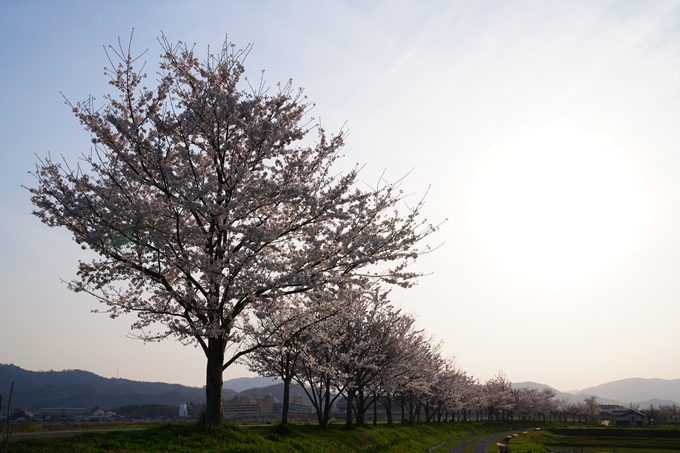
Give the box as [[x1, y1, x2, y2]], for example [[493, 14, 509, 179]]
[[505, 430, 552, 453], [10, 421, 43, 433], [506, 425, 680, 453], [8, 420, 538, 453], [10, 421, 155, 433]]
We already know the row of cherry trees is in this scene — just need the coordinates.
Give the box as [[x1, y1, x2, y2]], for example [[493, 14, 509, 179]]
[[646, 403, 680, 424], [32, 34, 664, 430], [241, 283, 604, 428]]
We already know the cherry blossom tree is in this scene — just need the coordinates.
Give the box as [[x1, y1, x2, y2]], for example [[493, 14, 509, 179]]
[[658, 403, 679, 423], [538, 387, 558, 421], [291, 297, 353, 429], [244, 296, 308, 426], [280, 283, 391, 428], [512, 387, 537, 420], [556, 397, 570, 422], [245, 290, 340, 426], [28, 36, 437, 425], [334, 289, 414, 427], [583, 395, 600, 423], [392, 335, 442, 424], [565, 401, 583, 421], [425, 357, 461, 422], [509, 387, 556, 421], [452, 372, 479, 422], [484, 371, 514, 420], [361, 307, 432, 425]]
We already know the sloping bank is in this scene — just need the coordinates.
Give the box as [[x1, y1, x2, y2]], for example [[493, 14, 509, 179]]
[[6, 421, 542, 452]]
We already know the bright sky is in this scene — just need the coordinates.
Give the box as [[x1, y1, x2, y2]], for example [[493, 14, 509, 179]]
[[2, 0, 680, 393]]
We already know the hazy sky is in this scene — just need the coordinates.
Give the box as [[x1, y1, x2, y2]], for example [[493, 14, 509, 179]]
[[2, 0, 680, 393]]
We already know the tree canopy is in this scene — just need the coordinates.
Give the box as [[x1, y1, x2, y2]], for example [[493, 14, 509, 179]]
[[28, 35, 437, 425]]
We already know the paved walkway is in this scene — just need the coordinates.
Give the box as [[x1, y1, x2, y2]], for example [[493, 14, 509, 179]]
[[444, 430, 529, 453]]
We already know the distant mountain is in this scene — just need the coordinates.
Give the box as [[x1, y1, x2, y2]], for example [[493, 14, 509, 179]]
[[0, 364, 235, 411], [0, 364, 114, 390], [512, 379, 680, 407], [5, 363, 676, 413], [577, 378, 680, 405], [511, 381, 555, 392], [223, 376, 277, 393], [510, 381, 616, 404]]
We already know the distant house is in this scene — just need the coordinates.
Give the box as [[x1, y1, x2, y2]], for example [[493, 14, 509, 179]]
[[611, 410, 648, 426]]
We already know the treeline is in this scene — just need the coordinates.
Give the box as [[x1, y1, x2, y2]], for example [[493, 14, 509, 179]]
[[242, 286, 680, 429], [240, 285, 553, 428], [639, 404, 680, 424]]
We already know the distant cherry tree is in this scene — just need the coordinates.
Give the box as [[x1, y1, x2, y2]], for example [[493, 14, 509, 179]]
[[583, 395, 600, 423], [245, 290, 338, 426], [290, 294, 352, 429], [391, 332, 442, 424], [28, 35, 437, 425], [453, 372, 481, 421], [484, 371, 514, 420], [333, 288, 406, 427], [658, 403, 679, 423], [424, 357, 461, 422]]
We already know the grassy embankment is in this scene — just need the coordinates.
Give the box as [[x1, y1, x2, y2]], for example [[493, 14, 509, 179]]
[[507, 425, 680, 453], [7, 420, 536, 453]]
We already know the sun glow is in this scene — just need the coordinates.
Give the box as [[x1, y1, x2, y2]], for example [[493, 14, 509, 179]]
[[472, 128, 649, 281]]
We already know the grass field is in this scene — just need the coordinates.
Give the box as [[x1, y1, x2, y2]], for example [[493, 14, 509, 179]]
[[5, 420, 534, 453], [506, 426, 680, 453], [8, 420, 680, 452]]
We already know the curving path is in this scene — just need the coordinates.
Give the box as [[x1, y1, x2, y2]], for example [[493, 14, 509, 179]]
[[444, 430, 530, 453]]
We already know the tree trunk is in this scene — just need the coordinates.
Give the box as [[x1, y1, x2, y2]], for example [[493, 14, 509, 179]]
[[373, 394, 378, 425], [345, 388, 355, 428], [386, 396, 393, 424], [357, 390, 365, 425], [281, 376, 292, 426], [400, 396, 406, 424], [205, 338, 225, 426], [321, 384, 331, 429]]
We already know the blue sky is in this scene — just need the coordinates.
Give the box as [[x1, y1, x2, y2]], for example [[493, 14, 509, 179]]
[[2, 0, 680, 391]]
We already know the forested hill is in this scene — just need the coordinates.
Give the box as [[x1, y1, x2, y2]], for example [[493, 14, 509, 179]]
[[0, 364, 220, 411]]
